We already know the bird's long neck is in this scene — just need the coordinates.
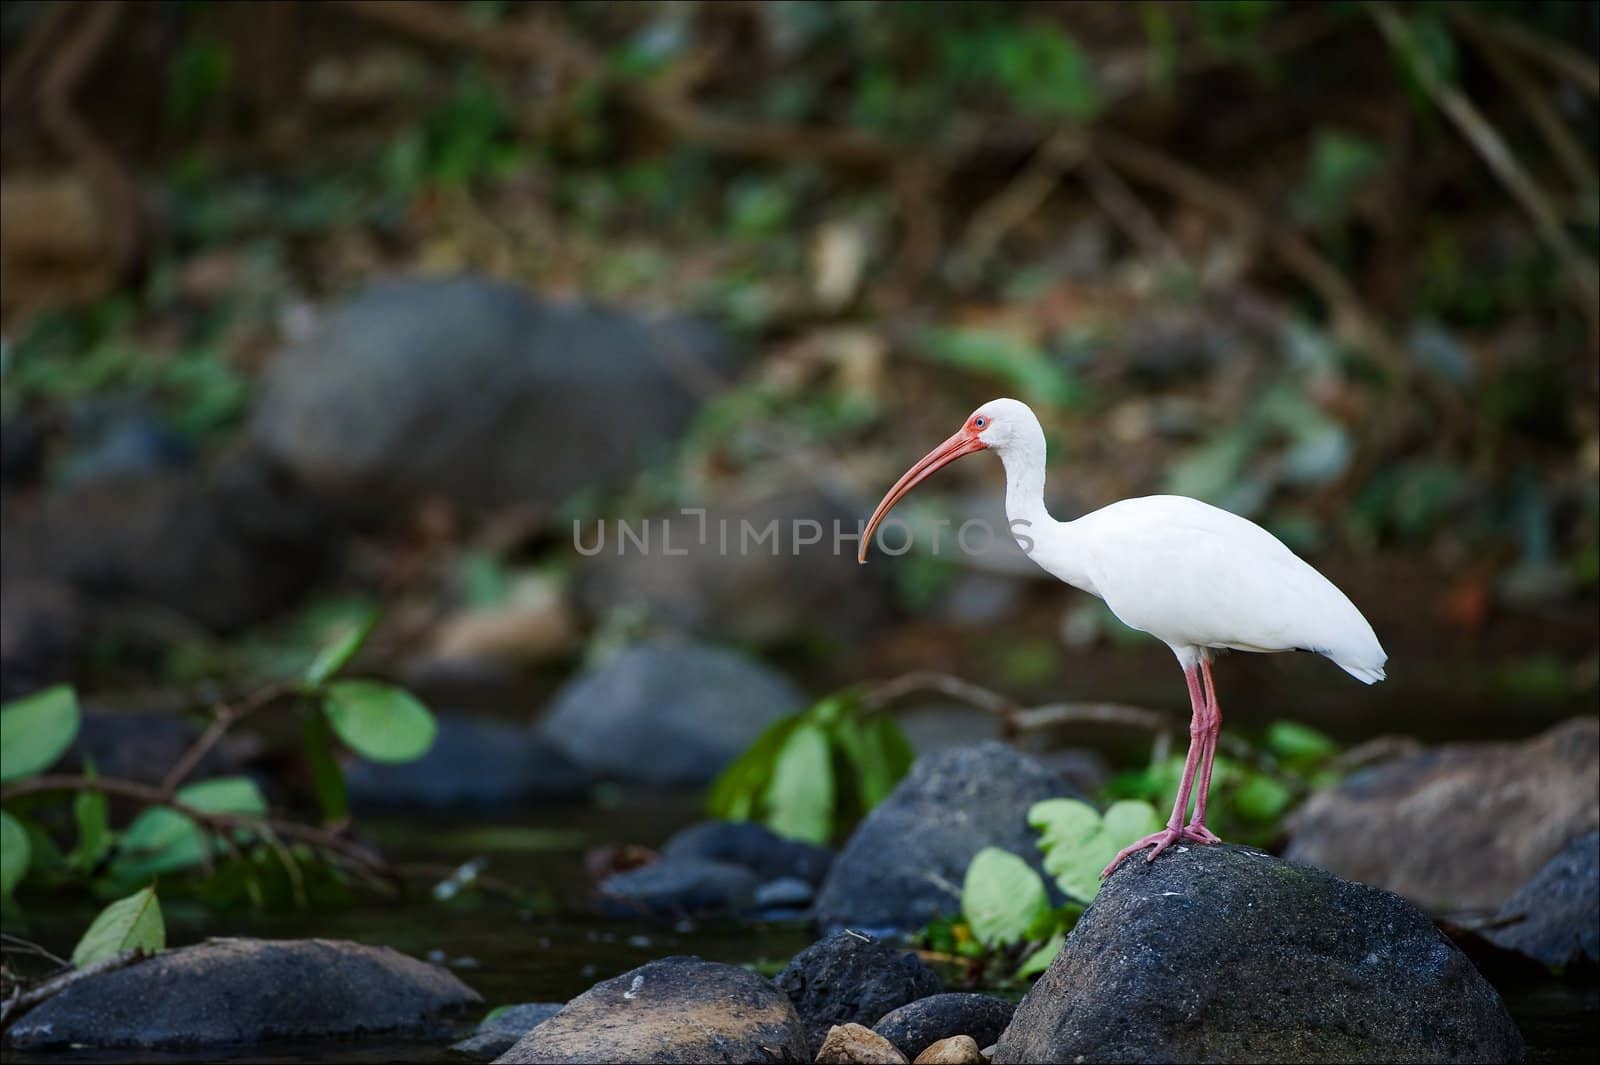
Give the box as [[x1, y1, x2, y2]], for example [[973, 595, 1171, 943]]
[[997, 423, 1098, 595]]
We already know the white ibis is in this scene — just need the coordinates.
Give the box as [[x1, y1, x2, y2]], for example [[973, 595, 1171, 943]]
[[858, 398, 1386, 874]]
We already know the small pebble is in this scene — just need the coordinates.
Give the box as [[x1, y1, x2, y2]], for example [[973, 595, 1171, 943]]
[[815, 1023, 909, 1064], [914, 1035, 983, 1064]]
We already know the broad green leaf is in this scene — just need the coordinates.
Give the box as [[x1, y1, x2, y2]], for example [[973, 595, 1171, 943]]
[[304, 607, 379, 688], [72, 886, 165, 967], [962, 847, 1050, 948], [832, 714, 914, 811], [302, 712, 348, 823], [1234, 773, 1294, 822], [1266, 721, 1338, 761], [707, 713, 802, 822], [1, 809, 30, 897], [1, 685, 81, 782], [69, 783, 112, 872], [322, 681, 436, 763], [763, 723, 833, 844], [918, 326, 1077, 408], [114, 777, 267, 880], [1031, 797, 1163, 902], [1016, 931, 1064, 979]]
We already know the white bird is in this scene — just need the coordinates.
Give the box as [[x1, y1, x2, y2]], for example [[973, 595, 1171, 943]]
[[858, 398, 1386, 873]]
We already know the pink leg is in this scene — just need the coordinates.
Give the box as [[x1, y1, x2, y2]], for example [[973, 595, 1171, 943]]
[[1182, 658, 1223, 844], [1100, 665, 1208, 878]]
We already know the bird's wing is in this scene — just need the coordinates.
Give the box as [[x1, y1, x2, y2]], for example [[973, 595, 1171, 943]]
[[1079, 496, 1387, 680]]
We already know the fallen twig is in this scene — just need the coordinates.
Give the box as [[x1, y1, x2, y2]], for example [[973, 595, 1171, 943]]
[[0, 949, 146, 1031], [957, 128, 1086, 278], [158, 682, 296, 799], [1448, 6, 1599, 97]]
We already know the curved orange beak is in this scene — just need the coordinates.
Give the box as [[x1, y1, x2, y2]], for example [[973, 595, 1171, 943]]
[[858, 429, 988, 563]]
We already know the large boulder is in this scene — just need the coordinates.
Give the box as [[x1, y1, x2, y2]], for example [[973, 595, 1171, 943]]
[[872, 994, 1016, 1061], [992, 845, 1524, 1064], [252, 276, 731, 516], [774, 931, 943, 1057], [574, 489, 891, 646], [1483, 830, 1599, 968], [346, 714, 592, 810], [494, 956, 809, 1064], [813, 742, 1071, 933], [1286, 717, 1598, 912], [5, 938, 480, 1049], [538, 642, 803, 787]]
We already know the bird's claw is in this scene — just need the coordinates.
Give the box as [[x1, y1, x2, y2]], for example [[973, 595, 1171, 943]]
[[1181, 823, 1222, 844]]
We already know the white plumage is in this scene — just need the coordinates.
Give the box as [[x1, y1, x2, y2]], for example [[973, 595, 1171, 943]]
[[859, 396, 1387, 871]]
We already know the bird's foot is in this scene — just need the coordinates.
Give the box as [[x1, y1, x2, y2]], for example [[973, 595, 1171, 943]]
[[1180, 822, 1222, 845], [1100, 827, 1186, 879]]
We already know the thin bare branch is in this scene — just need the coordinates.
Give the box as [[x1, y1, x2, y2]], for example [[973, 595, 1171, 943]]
[[1449, 6, 1599, 96]]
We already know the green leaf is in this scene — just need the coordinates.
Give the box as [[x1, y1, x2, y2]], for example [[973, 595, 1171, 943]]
[[918, 327, 1078, 408], [1234, 773, 1294, 822], [1016, 931, 1064, 979], [72, 886, 165, 967], [1031, 797, 1163, 902], [707, 713, 802, 822], [302, 712, 348, 823], [1, 685, 81, 782], [962, 847, 1050, 948], [1, 809, 30, 898], [304, 607, 379, 688], [68, 770, 112, 872], [322, 681, 437, 763], [762, 723, 833, 844], [114, 777, 267, 880], [832, 713, 914, 811], [1266, 721, 1338, 761]]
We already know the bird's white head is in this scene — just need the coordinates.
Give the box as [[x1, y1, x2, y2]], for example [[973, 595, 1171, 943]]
[[858, 398, 1040, 563]]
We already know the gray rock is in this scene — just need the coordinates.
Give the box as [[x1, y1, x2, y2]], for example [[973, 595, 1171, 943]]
[[813, 742, 1071, 933], [596, 858, 761, 920], [452, 1003, 564, 1061], [754, 876, 816, 910], [1287, 717, 1598, 912], [65, 710, 243, 786], [873, 994, 1016, 1060], [575, 489, 890, 646], [0, 451, 335, 633], [347, 714, 591, 810], [992, 845, 1524, 1064], [252, 276, 731, 516], [1485, 830, 1599, 968], [0, 580, 86, 701], [539, 642, 803, 787], [775, 931, 943, 1056], [661, 820, 834, 887], [5, 937, 481, 1049], [494, 956, 808, 1063]]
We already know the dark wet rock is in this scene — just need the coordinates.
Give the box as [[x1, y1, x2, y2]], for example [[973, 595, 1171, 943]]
[[4, 937, 481, 1050], [660, 820, 834, 887], [65, 710, 243, 786], [0, 451, 335, 633], [347, 714, 591, 810], [992, 845, 1524, 1064], [57, 409, 192, 488], [774, 930, 943, 1056], [495, 955, 808, 1063], [1484, 830, 1599, 968], [914, 1035, 984, 1065], [539, 642, 803, 787], [815, 1023, 908, 1064], [873, 994, 1015, 1061], [1287, 717, 1599, 912], [754, 876, 815, 911], [596, 858, 760, 920], [0, 580, 85, 701], [575, 489, 890, 646], [252, 276, 732, 517], [451, 1003, 564, 1061], [0, 410, 46, 489], [814, 742, 1071, 933]]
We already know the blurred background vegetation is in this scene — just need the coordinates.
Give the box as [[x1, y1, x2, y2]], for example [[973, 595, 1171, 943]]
[[1, 0, 1596, 742]]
